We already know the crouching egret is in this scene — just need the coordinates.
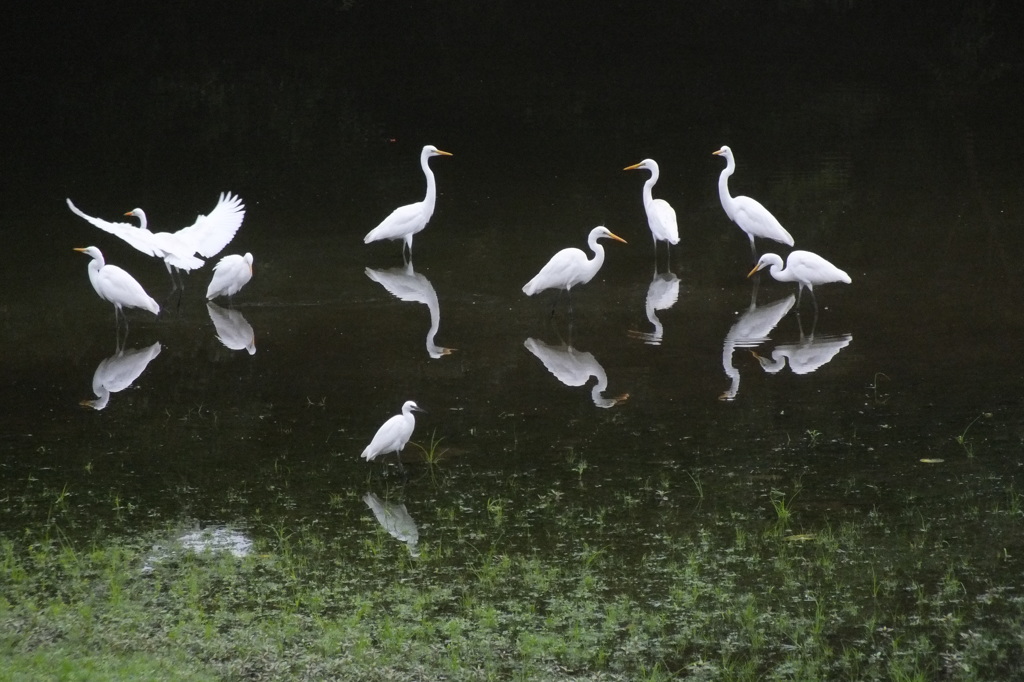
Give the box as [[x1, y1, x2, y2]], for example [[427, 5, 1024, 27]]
[[748, 250, 851, 307], [206, 252, 254, 300], [712, 146, 794, 258], [75, 247, 160, 325], [522, 226, 627, 313], [361, 400, 424, 473], [364, 145, 452, 259], [623, 159, 679, 258], [67, 193, 246, 289]]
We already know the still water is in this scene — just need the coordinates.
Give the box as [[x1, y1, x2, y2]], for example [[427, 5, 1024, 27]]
[[2, 2, 1024, 674]]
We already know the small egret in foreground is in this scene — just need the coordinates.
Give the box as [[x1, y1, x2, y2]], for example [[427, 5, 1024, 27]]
[[206, 252, 254, 300], [75, 247, 160, 325], [360, 400, 424, 473], [522, 226, 627, 313], [364, 145, 452, 259], [748, 250, 851, 307], [623, 159, 679, 258], [713, 146, 794, 258]]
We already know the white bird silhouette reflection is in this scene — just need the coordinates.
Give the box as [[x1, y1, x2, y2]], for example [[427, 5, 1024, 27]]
[[206, 301, 256, 354], [365, 262, 455, 358], [719, 292, 795, 401], [524, 337, 628, 408], [628, 268, 680, 345], [753, 315, 852, 375], [363, 492, 420, 557], [81, 341, 162, 410]]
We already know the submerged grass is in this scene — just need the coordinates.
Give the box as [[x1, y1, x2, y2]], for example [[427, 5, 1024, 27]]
[[2, 462, 1024, 680]]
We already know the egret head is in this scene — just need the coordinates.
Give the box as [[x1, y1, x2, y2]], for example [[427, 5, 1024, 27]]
[[423, 145, 453, 158], [712, 145, 732, 159], [623, 159, 657, 172]]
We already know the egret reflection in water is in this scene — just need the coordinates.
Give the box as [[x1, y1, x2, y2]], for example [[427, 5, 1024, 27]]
[[628, 267, 680, 345], [753, 313, 852, 375], [81, 341, 162, 410], [206, 301, 256, 354], [142, 525, 253, 574], [363, 492, 420, 557], [719, 290, 796, 401], [365, 262, 455, 358], [524, 337, 628, 408]]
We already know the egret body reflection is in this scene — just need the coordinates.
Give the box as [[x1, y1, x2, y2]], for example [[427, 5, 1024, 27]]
[[524, 337, 628, 408], [207, 302, 256, 354], [82, 341, 162, 410], [753, 314, 852, 375], [719, 292, 795, 401], [629, 268, 680, 345], [366, 262, 454, 358], [363, 492, 420, 557]]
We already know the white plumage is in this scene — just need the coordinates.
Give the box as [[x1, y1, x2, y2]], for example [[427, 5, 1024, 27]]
[[361, 401, 424, 468], [713, 146, 794, 256], [75, 246, 160, 318], [67, 192, 246, 279], [748, 250, 851, 305], [364, 145, 452, 258], [623, 159, 679, 251], [206, 252, 254, 300]]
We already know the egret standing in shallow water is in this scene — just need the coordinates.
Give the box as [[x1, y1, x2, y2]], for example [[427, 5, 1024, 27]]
[[360, 401, 424, 473], [522, 226, 627, 314], [713, 146, 794, 258], [747, 250, 851, 308], [75, 247, 160, 327], [206, 252, 254, 300], [364, 145, 452, 259], [623, 159, 679, 261]]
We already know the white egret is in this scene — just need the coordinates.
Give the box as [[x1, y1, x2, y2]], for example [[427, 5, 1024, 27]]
[[748, 250, 851, 307], [522, 226, 627, 313], [75, 247, 160, 324], [206, 252, 253, 300], [67, 193, 246, 288], [360, 400, 424, 473], [364, 145, 452, 259], [712, 146, 794, 257], [623, 159, 679, 258]]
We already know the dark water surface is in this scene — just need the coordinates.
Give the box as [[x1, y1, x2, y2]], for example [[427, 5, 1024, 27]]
[[2, 1, 1024, 674]]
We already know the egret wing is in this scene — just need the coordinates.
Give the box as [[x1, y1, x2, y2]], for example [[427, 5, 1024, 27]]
[[174, 192, 246, 258], [66, 198, 163, 258]]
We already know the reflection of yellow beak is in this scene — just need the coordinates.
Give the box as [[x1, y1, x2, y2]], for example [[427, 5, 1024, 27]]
[[608, 232, 628, 244], [623, 162, 643, 171], [747, 264, 763, 278]]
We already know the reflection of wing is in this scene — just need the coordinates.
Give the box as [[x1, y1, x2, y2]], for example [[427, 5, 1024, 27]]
[[363, 493, 419, 557], [524, 338, 626, 408], [632, 271, 680, 345], [366, 264, 454, 358], [207, 302, 256, 354], [83, 342, 162, 410], [758, 334, 853, 375]]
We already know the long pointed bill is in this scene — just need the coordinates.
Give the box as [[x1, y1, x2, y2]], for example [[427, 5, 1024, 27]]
[[73, 247, 87, 253], [712, 150, 724, 156], [608, 232, 628, 244], [435, 150, 453, 157], [623, 162, 643, 171], [747, 264, 763, 278]]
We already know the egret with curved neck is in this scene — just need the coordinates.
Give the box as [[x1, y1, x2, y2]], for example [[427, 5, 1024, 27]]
[[713, 145, 794, 258], [364, 145, 452, 259], [623, 158, 679, 260], [522, 226, 628, 314], [748, 250, 851, 309]]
